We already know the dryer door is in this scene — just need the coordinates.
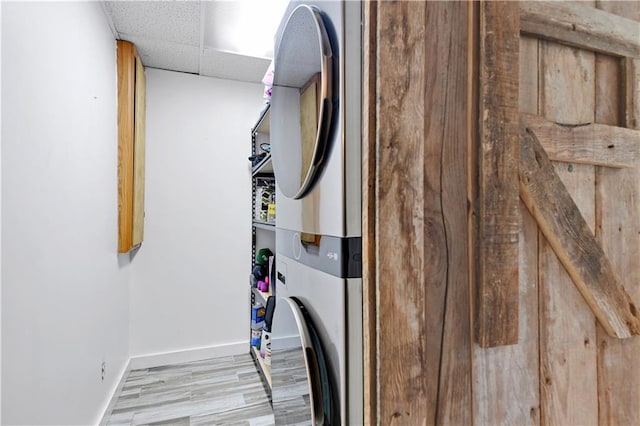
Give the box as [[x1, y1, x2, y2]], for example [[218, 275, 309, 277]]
[[271, 297, 337, 425], [271, 5, 334, 200]]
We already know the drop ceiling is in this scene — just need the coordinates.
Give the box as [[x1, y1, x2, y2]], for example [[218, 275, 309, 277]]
[[101, 1, 289, 84]]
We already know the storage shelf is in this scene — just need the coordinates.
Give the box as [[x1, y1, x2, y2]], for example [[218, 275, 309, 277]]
[[249, 101, 273, 395], [251, 104, 271, 135], [251, 346, 272, 388], [252, 286, 273, 306], [253, 221, 275, 231], [252, 154, 273, 176]]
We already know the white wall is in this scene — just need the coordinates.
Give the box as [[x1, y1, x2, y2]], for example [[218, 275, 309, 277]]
[[129, 69, 264, 358], [1, 3, 130, 425]]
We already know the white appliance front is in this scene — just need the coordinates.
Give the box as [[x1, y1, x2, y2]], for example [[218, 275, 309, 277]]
[[271, 0, 362, 239], [270, 2, 363, 424], [272, 253, 363, 425]]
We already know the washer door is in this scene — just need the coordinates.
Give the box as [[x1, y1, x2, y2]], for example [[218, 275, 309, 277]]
[[271, 297, 337, 425], [271, 5, 334, 200]]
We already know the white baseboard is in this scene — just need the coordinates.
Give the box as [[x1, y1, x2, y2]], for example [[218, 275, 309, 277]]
[[98, 358, 131, 426], [129, 341, 248, 370]]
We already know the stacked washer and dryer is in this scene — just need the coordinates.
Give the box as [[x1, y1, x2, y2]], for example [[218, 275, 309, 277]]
[[268, 2, 363, 425]]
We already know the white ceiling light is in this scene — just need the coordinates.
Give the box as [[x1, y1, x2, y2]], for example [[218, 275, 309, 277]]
[[203, 0, 289, 59]]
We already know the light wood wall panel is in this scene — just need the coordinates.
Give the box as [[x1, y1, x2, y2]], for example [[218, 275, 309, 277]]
[[132, 56, 146, 246], [117, 40, 135, 253], [117, 40, 145, 253]]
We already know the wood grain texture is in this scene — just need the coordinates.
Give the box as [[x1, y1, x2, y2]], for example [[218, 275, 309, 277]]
[[429, 2, 472, 424], [472, 35, 541, 426], [538, 38, 598, 426], [596, 172, 640, 425], [520, 1, 640, 58], [540, 43, 596, 125], [117, 40, 135, 253], [374, 2, 473, 423], [299, 75, 318, 186], [520, 113, 640, 168], [595, 53, 624, 128], [476, 0, 520, 348], [132, 55, 146, 247], [375, 2, 429, 423], [520, 128, 640, 338], [361, 1, 377, 424], [595, 3, 640, 424], [625, 58, 640, 129]]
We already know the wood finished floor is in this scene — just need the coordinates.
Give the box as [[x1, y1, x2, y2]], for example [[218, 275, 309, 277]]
[[106, 354, 274, 426]]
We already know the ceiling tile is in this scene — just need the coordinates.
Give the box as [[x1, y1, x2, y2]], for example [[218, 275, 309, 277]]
[[122, 35, 199, 75], [103, 1, 200, 46], [200, 48, 271, 84]]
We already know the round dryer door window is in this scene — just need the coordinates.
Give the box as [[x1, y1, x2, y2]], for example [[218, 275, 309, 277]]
[[271, 297, 337, 425], [271, 5, 334, 200]]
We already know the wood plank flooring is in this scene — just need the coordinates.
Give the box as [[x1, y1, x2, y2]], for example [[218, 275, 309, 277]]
[[106, 354, 274, 426]]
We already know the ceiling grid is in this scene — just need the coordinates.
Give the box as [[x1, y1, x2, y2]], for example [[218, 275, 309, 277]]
[[102, 0, 286, 83]]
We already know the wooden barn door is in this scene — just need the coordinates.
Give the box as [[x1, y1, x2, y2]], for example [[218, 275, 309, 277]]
[[364, 1, 640, 425], [517, 2, 640, 425]]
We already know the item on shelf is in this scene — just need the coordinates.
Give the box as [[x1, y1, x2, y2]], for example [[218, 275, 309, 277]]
[[250, 274, 258, 288], [254, 184, 275, 222], [252, 264, 266, 280], [266, 189, 275, 224], [260, 142, 271, 153], [257, 280, 268, 293], [248, 152, 267, 168], [267, 201, 276, 223], [264, 296, 276, 331], [262, 61, 274, 101], [268, 256, 275, 287], [256, 248, 273, 266], [251, 328, 262, 347], [260, 329, 271, 364], [251, 317, 265, 330], [251, 304, 266, 323]]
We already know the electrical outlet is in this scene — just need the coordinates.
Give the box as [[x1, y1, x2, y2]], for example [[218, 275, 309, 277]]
[[101, 362, 106, 381]]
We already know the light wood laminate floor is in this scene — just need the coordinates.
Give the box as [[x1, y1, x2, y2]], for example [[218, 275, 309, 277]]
[[106, 354, 274, 426]]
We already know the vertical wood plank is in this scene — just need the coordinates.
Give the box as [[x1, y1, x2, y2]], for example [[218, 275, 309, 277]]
[[117, 40, 135, 253], [361, 1, 377, 424], [430, 2, 472, 423], [376, 2, 429, 423], [132, 55, 146, 246], [539, 39, 598, 426], [473, 35, 541, 426], [625, 58, 640, 129], [595, 3, 640, 424], [595, 101, 640, 425], [476, 0, 520, 348]]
